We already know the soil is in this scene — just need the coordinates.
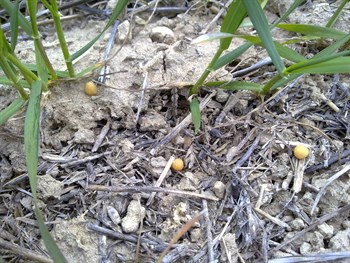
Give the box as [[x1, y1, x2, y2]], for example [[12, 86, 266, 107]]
[[1, 0, 350, 262]]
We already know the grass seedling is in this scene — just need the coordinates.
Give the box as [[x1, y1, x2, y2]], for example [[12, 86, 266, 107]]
[[190, 0, 350, 132], [0, 0, 129, 261]]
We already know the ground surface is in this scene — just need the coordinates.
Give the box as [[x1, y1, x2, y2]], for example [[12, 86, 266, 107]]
[[1, 0, 350, 262]]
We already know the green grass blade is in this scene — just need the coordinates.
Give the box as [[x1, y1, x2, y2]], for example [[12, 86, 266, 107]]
[[26, 0, 57, 80], [243, 0, 285, 73], [47, 0, 75, 77], [25, 80, 68, 263], [0, 0, 33, 35], [70, 0, 129, 61], [0, 22, 12, 54], [0, 56, 28, 99], [34, 206, 68, 263], [76, 62, 104, 77], [205, 80, 263, 92], [213, 42, 253, 70], [190, 97, 201, 133], [326, 0, 348, 28], [192, 32, 234, 44], [0, 76, 30, 87], [288, 56, 350, 74], [24, 80, 41, 194], [34, 42, 49, 87], [220, 0, 247, 50], [0, 97, 25, 126], [9, 0, 19, 52], [240, 35, 306, 63], [276, 24, 347, 39], [286, 50, 350, 73]]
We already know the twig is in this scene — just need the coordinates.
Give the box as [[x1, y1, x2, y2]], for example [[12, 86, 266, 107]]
[[92, 120, 111, 152], [61, 151, 112, 168], [202, 200, 214, 263], [0, 238, 53, 263], [157, 210, 206, 263], [268, 251, 350, 263], [98, 21, 120, 83], [87, 185, 219, 201], [98, 235, 108, 263], [225, 127, 257, 163], [273, 204, 350, 251], [86, 223, 166, 249], [232, 135, 261, 173], [192, 208, 237, 262], [146, 156, 175, 206], [292, 158, 305, 193], [254, 207, 290, 229], [150, 93, 216, 155], [231, 57, 272, 78], [305, 149, 350, 173], [311, 163, 350, 215]]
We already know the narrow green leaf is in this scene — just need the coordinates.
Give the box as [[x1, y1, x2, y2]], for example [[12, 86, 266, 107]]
[[205, 80, 263, 92], [34, 206, 68, 263], [9, 0, 20, 52], [326, 0, 349, 28], [24, 80, 68, 263], [239, 35, 306, 63], [0, 22, 12, 54], [0, 97, 26, 126], [243, 0, 285, 73], [0, 0, 33, 35], [213, 42, 253, 70], [76, 62, 104, 77], [192, 32, 234, 44], [34, 42, 49, 87], [24, 80, 42, 194], [220, 0, 247, 50], [276, 24, 347, 39], [288, 56, 350, 74], [70, 0, 129, 61], [0, 76, 30, 87], [286, 50, 350, 73], [190, 97, 201, 133]]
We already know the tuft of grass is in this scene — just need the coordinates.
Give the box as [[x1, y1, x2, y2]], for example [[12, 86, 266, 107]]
[[0, 0, 130, 261], [190, 0, 350, 132]]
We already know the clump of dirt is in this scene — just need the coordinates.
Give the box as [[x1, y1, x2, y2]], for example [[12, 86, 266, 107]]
[[1, 0, 350, 262]]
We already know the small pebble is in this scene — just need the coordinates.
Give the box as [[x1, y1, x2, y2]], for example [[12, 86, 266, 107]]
[[216, 89, 229, 103], [121, 200, 145, 233], [317, 223, 334, 239], [118, 20, 131, 42], [213, 181, 226, 199], [150, 26, 175, 44]]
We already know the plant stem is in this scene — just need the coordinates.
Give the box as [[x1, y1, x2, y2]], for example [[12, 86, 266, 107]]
[[26, 0, 57, 80], [47, 0, 75, 77], [190, 48, 224, 95], [262, 73, 285, 94], [0, 56, 28, 99], [6, 53, 38, 84]]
